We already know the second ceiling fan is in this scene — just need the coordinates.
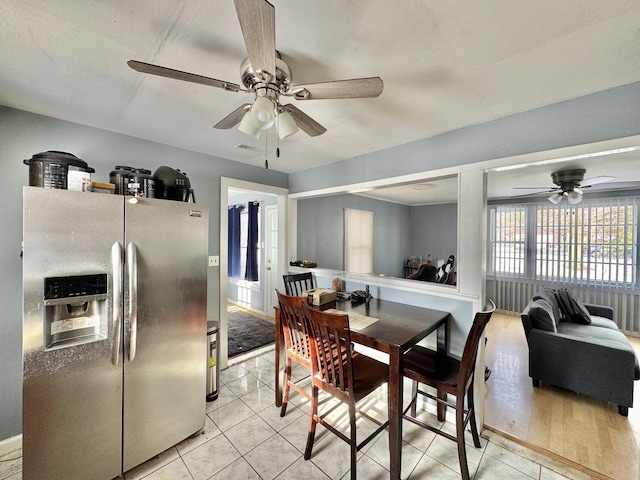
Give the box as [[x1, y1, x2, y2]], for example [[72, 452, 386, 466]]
[[513, 168, 616, 204], [128, 0, 383, 140]]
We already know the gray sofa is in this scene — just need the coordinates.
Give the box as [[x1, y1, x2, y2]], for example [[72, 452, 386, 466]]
[[521, 288, 640, 416]]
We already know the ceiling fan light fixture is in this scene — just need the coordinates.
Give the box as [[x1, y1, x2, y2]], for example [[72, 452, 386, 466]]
[[567, 190, 583, 204], [276, 110, 298, 139], [548, 192, 564, 205], [250, 95, 275, 130], [238, 110, 261, 138]]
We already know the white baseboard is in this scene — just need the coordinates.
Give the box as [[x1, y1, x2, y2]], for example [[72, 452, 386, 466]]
[[0, 434, 22, 457]]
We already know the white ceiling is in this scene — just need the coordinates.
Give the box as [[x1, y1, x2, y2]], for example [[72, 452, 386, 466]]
[[2, 0, 640, 192]]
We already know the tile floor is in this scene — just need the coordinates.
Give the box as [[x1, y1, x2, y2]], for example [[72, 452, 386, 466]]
[[1, 347, 594, 480]]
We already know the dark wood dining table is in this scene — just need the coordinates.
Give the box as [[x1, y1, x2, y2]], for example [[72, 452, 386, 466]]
[[274, 297, 450, 480]]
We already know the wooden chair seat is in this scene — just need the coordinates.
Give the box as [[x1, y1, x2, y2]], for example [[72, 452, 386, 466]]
[[404, 347, 459, 388]]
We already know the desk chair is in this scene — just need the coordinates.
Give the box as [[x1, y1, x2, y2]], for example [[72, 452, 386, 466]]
[[283, 272, 316, 296], [276, 290, 312, 417], [301, 303, 389, 480], [402, 300, 496, 480], [406, 263, 437, 282]]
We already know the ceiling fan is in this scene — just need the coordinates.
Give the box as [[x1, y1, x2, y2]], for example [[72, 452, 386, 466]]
[[127, 0, 383, 140], [513, 169, 616, 204]]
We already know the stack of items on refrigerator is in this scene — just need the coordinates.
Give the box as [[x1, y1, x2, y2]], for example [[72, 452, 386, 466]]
[[23, 150, 196, 201]]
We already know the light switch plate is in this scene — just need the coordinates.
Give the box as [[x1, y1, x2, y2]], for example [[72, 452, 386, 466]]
[[208, 255, 219, 267]]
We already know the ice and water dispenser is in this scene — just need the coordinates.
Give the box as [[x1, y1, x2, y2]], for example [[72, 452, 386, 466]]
[[43, 274, 109, 350]]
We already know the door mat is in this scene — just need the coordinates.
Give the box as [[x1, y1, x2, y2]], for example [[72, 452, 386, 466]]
[[227, 310, 275, 358]]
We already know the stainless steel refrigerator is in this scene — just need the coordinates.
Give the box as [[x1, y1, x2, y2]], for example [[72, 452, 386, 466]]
[[22, 186, 208, 480]]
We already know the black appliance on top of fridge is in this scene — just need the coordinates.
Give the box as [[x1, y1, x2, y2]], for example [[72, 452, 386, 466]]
[[22, 187, 209, 480]]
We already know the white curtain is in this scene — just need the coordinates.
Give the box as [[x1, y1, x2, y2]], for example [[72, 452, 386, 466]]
[[344, 208, 373, 274]]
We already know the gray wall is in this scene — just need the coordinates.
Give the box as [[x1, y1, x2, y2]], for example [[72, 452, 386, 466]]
[[297, 194, 411, 277], [288, 81, 640, 193], [0, 105, 287, 441], [410, 203, 458, 265]]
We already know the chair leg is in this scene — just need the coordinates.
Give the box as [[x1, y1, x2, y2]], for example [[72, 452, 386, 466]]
[[455, 397, 471, 480], [304, 386, 319, 460], [466, 386, 481, 448], [349, 402, 357, 480], [410, 380, 418, 417], [280, 359, 292, 417], [437, 389, 447, 422]]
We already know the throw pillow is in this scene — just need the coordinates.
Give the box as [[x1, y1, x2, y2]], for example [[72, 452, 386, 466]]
[[533, 287, 560, 323], [527, 299, 557, 332], [570, 293, 592, 325], [555, 288, 591, 325]]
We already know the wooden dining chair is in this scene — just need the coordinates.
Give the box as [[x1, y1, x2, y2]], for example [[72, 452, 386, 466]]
[[301, 302, 389, 480], [283, 272, 316, 296], [402, 299, 496, 480], [276, 290, 313, 417]]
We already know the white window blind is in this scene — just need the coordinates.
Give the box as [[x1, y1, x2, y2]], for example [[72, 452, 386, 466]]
[[490, 197, 637, 286], [344, 208, 373, 274], [489, 205, 527, 276]]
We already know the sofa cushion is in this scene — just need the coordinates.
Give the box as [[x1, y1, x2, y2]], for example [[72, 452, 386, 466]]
[[588, 316, 620, 331], [555, 288, 591, 324], [533, 288, 561, 325], [557, 322, 640, 380], [528, 299, 557, 332]]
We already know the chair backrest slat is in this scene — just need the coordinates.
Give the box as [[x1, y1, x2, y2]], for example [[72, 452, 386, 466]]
[[283, 272, 316, 296]]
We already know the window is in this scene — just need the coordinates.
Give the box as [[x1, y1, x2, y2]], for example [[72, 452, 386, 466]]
[[344, 208, 373, 274], [490, 196, 637, 286]]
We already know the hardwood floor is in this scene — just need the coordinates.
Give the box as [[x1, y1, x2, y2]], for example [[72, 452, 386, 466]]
[[484, 312, 640, 480]]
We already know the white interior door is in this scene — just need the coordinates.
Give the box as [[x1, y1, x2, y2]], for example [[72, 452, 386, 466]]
[[265, 205, 278, 316]]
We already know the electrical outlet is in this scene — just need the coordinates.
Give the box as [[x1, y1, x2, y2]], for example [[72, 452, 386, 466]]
[[208, 256, 219, 267]]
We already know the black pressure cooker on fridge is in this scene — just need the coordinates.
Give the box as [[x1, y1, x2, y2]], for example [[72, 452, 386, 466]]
[[24, 151, 95, 190], [153, 166, 195, 202], [108, 165, 195, 202]]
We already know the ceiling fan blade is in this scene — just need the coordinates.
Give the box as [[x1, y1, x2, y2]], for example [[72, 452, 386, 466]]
[[213, 104, 251, 129], [585, 181, 640, 190], [581, 175, 616, 187], [283, 104, 326, 137], [233, 0, 276, 79], [511, 190, 557, 198], [512, 186, 557, 191], [291, 77, 383, 100], [128, 60, 242, 92]]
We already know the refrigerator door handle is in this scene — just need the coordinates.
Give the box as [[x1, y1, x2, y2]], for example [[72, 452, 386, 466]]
[[111, 242, 123, 366], [127, 242, 138, 362]]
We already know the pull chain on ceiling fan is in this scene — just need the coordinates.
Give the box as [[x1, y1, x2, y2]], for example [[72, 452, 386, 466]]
[[127, 0, 383, 140]]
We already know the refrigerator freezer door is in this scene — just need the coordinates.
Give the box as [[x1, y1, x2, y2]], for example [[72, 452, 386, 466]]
[[22, 187, 124, 480], [122, 197, 208, 471]]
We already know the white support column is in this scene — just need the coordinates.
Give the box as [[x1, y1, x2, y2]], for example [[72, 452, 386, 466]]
[[457, 169, 489, 430], [457, 169, 487, 301]]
